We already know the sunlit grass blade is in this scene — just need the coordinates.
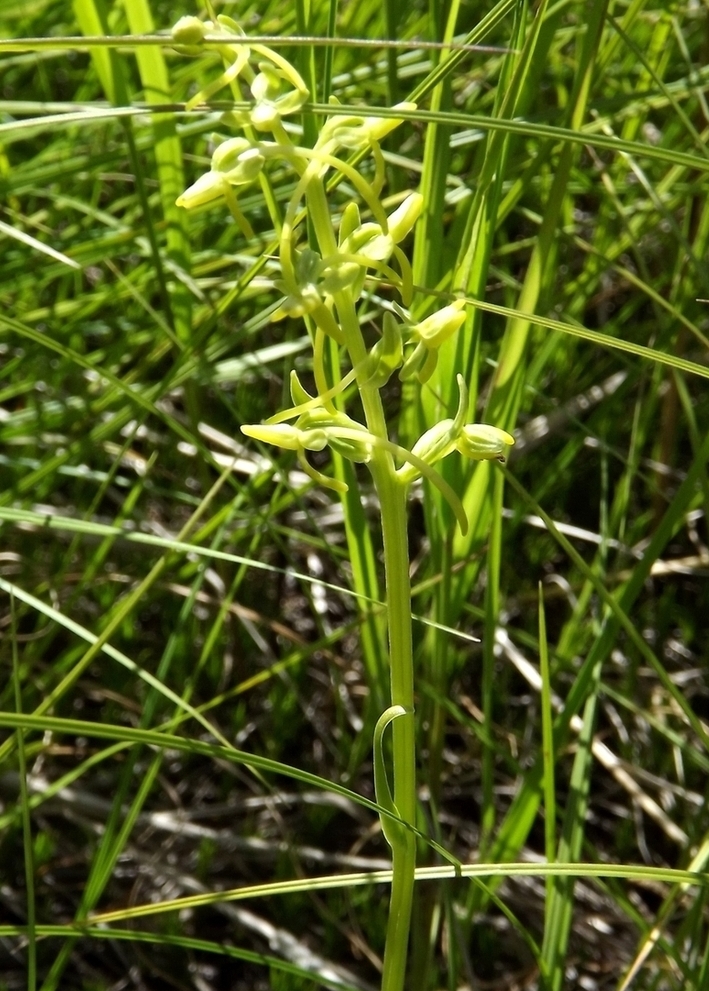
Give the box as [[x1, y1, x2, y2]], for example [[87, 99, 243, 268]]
[[540, 660, 600, 991], [538, 583, 556, 894], [11, 594, 36, 991]]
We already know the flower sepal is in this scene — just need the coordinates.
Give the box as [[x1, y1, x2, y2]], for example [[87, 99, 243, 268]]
[[317, 99, 417, 151], [363, 311, 403, 388]]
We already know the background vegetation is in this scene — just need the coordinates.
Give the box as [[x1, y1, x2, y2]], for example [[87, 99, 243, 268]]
[[1, 0, 709, 989]]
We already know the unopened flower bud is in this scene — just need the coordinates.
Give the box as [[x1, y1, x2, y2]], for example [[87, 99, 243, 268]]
[[212, 138, 264, 181], [319, 258, 361, 294], [172, 15, 207, 48], [386, 193, 423, 243], [396, 419, 457, 484], [364, 102, 417, 142], [455, 424, 515, 462], [176, 171, 226, 210], [339, 202, 361, 246], [177, 139, 264, 209], [411, 299, 466, 349], [321, 101, 417, 149], [241, 423, 307, 451]]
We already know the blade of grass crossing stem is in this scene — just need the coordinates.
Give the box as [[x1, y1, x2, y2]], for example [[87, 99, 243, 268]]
[[0, 711, 461, 871], [12, 594, 36, 991], [2, 862, 708, 931], [541, 659, 600, 991]]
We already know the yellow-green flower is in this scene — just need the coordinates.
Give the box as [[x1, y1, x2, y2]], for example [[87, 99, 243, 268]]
[[455, 424, 515, 462], [176, 138, 264, 210]]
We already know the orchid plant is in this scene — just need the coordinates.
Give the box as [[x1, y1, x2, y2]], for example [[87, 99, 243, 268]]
[[172, 12, 513, 990]]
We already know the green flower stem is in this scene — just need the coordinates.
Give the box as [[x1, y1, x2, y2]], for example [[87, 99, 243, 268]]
[[306, 172, 416, 991], [374, 470, 416, 991], [176, 27, 421, 987]]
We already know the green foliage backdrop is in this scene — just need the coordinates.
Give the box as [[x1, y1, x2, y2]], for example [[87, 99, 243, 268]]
[[1, 1, 709, 989]]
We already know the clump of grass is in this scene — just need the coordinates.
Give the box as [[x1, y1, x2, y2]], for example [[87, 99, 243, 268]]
[[1, 2, 709, 990]]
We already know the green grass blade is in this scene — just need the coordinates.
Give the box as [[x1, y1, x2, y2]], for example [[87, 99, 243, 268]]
[[12, 593, 36, 991], [540, 660, 600, 991]]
